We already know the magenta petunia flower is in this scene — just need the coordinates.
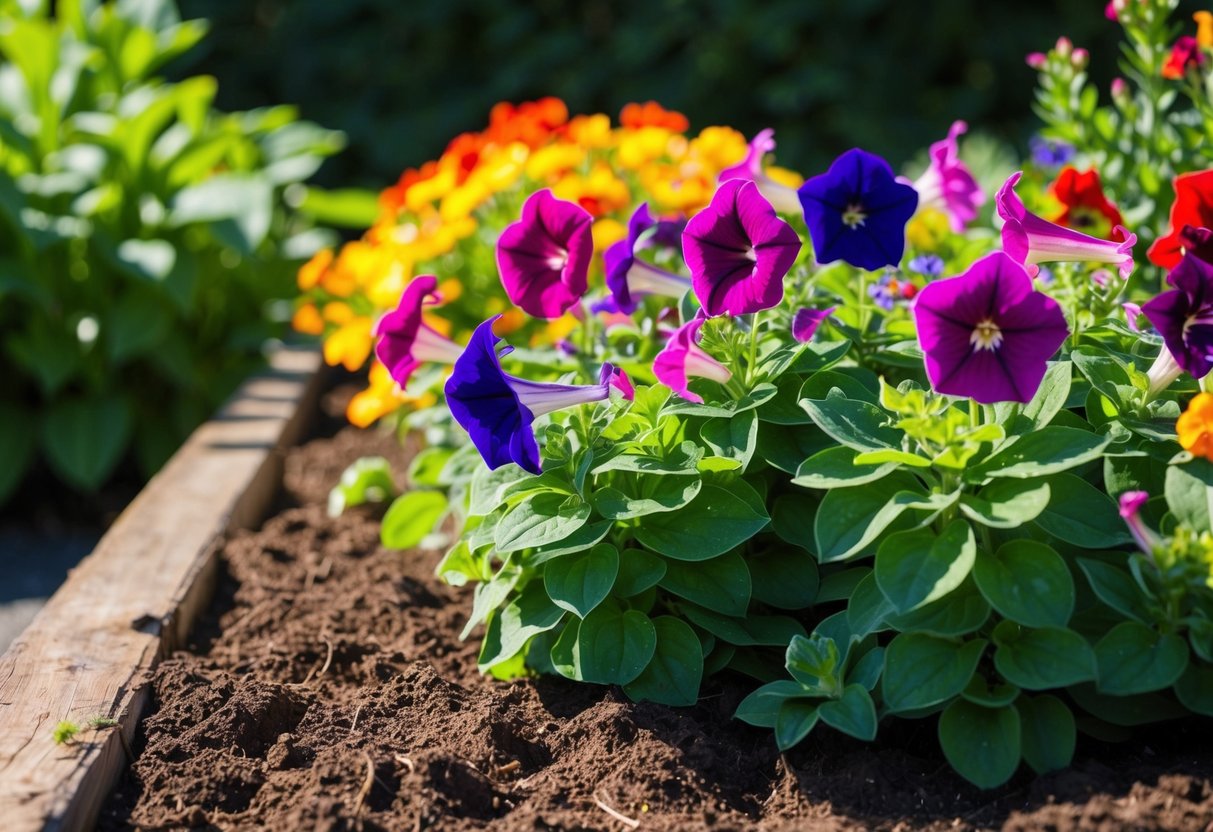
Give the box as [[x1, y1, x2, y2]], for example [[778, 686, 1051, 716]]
[[912, 121, 985, 232], [1141, 253, 1213, 379], [374, 275, 464, 387], [1118, 490, 1159, 555], [996, 172, 1136, 279], [682, 179, 801, 318], [604, 203, 691, 314], [792, 306, 835, 343], [914, 251, 1069, 404], [653, 317, 732, 403], [497, 189, 593, 319], [718, 128, 802, 215]]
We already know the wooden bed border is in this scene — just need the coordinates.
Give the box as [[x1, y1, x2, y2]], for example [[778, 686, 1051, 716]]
[[0, 345, 324, 831]]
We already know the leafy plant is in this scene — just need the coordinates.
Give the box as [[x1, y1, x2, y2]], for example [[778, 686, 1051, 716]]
[[0, 0, 342, 500]]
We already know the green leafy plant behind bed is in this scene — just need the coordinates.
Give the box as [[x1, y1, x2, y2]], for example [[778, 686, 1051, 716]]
[[0, 0, 342, 501]]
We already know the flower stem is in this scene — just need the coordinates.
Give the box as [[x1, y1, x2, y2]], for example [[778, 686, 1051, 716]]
[[969, 399, 981, 430], [746, 311, 763, 387]]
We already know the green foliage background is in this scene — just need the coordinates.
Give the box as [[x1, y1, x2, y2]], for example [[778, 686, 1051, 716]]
[[180, 0, 1161, 187]]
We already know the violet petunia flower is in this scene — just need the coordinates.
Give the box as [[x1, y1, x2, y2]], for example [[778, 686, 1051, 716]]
[[1141, 253, 1213, 380], [445, 316, 633, 474], [1180, 225, 1213, 266], [375, 275, 464, 387], [996, 172, 1136, 279], [497, 189, 593, 319], [792, 307, 835, 343], [653, 317, 732, 403], [798, 148, 919, 271], [908, 254, 945, 278], [913, 251, 1069, 404], [682, 179, 801, 317], [1028, 136, 1076, 169], [604, 203, 692, 314], [718, 128, 802, 215], [912, 121, 985, 232]]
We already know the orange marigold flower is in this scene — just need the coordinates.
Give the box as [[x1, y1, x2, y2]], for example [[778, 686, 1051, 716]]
[[621, 101, 689, 133], [291, 302, 325, 335], [552, 163, 630, 217], [297, 249, 333, 291], [1197, 11, 1213, 48], [1179, 393, 1213, 460], [567, 113, 613, 149]]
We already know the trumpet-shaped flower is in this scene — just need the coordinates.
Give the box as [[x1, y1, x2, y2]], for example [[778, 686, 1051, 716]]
[[996, 172, 1136, 279], [604, 203, 691, 314], [912, 121, 985, 232], [792, 307, 835, 343], [1150, 171, 1213, 269], [1178, 393, 1213, 461], [718, 129, 802, 215], [653, 317, 732, 403], [914, 251, 1069, 404], [374, 275, 464, 388], [683, 179, 801, 317], [1118, 490, 1160, 557], [445, 317, 632, 473], [798, 148, 919, 271], [497, 189, 593, 318], [1141, 253, 1213, 380]]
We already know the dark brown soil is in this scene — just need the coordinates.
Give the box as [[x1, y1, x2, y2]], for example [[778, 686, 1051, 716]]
[[101, 426, 1213, 831]]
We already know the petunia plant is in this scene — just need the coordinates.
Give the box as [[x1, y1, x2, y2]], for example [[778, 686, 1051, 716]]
[[321, 65, 1213, 789]]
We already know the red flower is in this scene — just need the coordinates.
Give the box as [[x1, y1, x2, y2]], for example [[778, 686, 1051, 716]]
[[1162, 35, 1205, 80], [620, 101, 690, 132], [1050, 167, 1126, 242], [1149, 170, 1213, 269]]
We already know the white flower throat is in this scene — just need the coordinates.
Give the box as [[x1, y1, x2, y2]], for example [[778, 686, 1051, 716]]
[[969, 318, 1004, 352], [842, 203, 867, 229]]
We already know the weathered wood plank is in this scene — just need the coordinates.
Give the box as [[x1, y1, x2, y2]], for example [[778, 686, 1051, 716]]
[[0, 345, 324, 831]]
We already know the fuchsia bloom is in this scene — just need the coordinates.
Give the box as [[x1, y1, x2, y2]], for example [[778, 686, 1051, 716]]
[[1141, 253, 1213, 379], [914, 251, 1069, 404], [682, 179, 801, 317], [654, 317, 732, 403], [718, 129, 801, 215], [792, 307, 835, 343], [445, 316, 632, 474], [1118, 491, 1160, 556], [604, 203, 691, 314], [996, 172, 1136, 279], [497, 189, 593, 319], [912, 121, 985, 232], [374, 275, 464, 387]]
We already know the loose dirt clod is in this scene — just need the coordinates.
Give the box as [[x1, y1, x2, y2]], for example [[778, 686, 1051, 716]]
[[100, 426, 1213, 831]]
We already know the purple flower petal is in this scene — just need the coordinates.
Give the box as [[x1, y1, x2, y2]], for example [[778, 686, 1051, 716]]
[[497, 189, 593, 319], [683, 179, 800, 317], [1142, 253, 1213, 379], [653, 317, 732, 403], [374, 275, 463, 387], [913, 251, 1069, 404], [606, 202, 690, 314], [792, 306, 834, 343], [913, 121, 985, 232]]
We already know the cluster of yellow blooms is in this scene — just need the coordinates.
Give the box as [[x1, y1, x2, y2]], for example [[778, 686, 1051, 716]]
[[293, 98, 802, 428]]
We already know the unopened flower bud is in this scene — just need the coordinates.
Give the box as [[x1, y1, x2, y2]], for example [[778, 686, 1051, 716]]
[[1055, 36, 1073, 59], [1025, 52, 1047, 69], [1111, 77, 1129, 103], [1071, 48, 1089, 69]]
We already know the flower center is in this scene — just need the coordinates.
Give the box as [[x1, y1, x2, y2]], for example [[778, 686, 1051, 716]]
[[546, 249, 569, 272], [744, 246, 758, 263], [842, 203, 867, 229], [969, 318, 1004, 352]]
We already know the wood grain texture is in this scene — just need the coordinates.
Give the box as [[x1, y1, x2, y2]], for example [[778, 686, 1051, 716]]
[[0, 345, 324, 831]]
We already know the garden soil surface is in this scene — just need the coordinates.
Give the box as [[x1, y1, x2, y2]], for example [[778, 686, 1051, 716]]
[[102, 410, 1213, 831]]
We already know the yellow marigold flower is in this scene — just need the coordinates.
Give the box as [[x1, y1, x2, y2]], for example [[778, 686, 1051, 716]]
[[905, 208, 952, 251], [642, 165, 713, 214], [367, 260, 411, 309], [568, 113, 613, 149], [291, 302, 325, 335], [766, 165, 804, 189], [347, 361, 405, 428], [618, 126, 674, 170], [592, 218, 627, 254], [552, 163, 631, 217], [689, 126, 748, 171], [404, 167, 458, 213], [526, 143, 586, 181], [297, 249, 333, 291], [1178, 393, 1213, 460], [323, 316, 373, 372], [1196, 11, 1213, 48], [322, 300, 355, 325], [440, 180, 490, 223], [478, 142, 529, 191], [537, 312, 579, 346]]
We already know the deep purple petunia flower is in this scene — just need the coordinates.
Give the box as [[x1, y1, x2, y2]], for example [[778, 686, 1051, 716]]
[[445, 316, 633, 473], [604, 203, 691, 314], [1180, 225, 1213, 266], [792, 307, 835, 343], [653, 317, 732, 403], [1141, 253, 1213, 380], [718, 128, 802, 215], [374, 275, 464, 387], [798, 148, 919, 271], [912, 121, 985, 232], [497, 189, 593, 319], [996, 172, 1136, 279], [682, 179, 801, 317], [914, 251, 1069, 404]]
